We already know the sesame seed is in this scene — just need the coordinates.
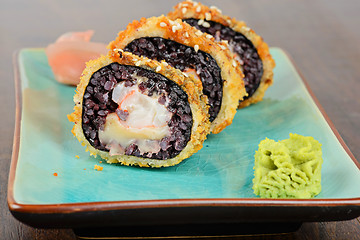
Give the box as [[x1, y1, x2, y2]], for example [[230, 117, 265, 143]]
[[232, 60, 237, 67], [135, 61, 141, 66], [182, 72, 189, 77], [195, 30, 203, 36], [220, 45, 226, 50], [182, 7, 187, 14], [206, 34, 212, 39], [243, 26, 250, 31], [196, 6, 201, 12], [156, 66, 162, 72], [194, 44, 199, 52], [94, 164, 103, 171], [180, 2, 189, 7], [198, 19, 204, 25], [162, 62, 169, 67], [169, 20, 175, 25], [172, 23, 183, 33], [205, 13, 211, 21], [160, 22, 167, 27], [185, 32, 189, 38], [226, 19, 232, 25], [202, 21, 210, 28]]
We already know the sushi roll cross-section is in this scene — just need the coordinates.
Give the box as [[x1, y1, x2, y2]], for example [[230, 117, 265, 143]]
[[168, 1, 275, 108], [108, 16, 245, 134], [68, 51, 210, 167]]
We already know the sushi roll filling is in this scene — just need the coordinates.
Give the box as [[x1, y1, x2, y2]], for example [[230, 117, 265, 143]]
[[124, 37, 223, 122], [184, 18, 263, 100], [82, 63, 193, 160]]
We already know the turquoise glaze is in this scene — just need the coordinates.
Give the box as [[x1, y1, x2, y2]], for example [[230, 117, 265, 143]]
[[13, 48, 360, 204]]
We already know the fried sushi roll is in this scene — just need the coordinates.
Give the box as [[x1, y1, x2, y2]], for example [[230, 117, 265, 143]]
[[68, 51, 210, 167], [108, 15, 245, 134], [168, 1, 276, 108]]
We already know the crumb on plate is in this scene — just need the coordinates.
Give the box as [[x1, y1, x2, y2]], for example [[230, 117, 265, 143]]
[[94, 164, 103, 171]]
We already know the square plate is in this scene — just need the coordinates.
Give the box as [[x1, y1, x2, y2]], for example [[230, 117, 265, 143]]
[[8, 48, 360, 228]]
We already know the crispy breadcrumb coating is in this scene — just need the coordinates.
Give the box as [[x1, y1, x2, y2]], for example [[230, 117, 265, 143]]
[[68, 51, 210, 167], [168, 1, 275, 108]]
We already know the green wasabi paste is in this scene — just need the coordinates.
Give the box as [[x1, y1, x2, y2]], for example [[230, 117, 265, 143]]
[[253, 133, 323, 198]]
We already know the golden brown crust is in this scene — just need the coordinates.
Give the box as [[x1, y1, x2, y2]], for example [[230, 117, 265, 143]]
[[68, 51, 210, 168], [108, 15, 245, 134], [168, 1, 276, 108]]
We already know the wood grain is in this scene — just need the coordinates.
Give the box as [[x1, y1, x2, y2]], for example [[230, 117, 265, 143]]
[[1, 0, 359, 239]]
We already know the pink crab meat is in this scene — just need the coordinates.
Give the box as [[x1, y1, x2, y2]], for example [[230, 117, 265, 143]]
[[45, 30, 107, 86]]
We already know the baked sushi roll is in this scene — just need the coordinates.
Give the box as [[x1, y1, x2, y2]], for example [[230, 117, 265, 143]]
[[68, 50, 210, 167], [168, 1, 276, 108], [108, 15, 245, 134]]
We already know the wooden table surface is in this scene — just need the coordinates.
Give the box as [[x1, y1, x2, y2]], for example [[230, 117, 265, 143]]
[[1, 0, 360, 239]]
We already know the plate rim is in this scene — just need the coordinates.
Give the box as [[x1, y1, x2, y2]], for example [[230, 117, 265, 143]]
[[7, 48, 360, 220]]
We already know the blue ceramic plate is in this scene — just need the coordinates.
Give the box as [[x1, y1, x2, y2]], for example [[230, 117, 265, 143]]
[[8, 48, 360, 228]]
